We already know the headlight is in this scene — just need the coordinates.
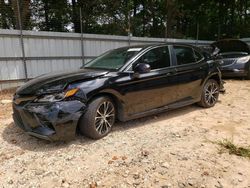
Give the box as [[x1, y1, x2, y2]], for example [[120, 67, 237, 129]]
[[236, 56, 250, 64], [35, 88, 79, 103]]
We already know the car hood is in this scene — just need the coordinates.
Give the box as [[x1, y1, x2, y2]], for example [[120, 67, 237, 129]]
[[16, 69, 108, 95], [211, 39, 250, 54]]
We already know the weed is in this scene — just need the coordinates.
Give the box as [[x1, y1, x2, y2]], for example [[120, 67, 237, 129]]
[[216, 139, 250, 159]]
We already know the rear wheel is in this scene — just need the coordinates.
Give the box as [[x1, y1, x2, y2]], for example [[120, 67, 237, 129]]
[[198, 79, 220, 108], [79, 96, 116, 139]]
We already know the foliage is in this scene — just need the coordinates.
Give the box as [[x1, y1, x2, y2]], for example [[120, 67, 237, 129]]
[[216, 139, 250, 159], [0, 0, 249, 40]]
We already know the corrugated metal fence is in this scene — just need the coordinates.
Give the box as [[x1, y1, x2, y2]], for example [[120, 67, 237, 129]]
[[1, 29, 248, 91]]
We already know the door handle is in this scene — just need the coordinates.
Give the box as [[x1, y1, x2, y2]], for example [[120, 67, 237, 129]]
[[166, 72, 174, 76], [166, 68, 177, 76]]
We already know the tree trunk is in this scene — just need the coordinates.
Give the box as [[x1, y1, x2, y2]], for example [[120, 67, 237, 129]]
[[142, 0, 146, 36], [230, 0, 235, 37], [218, 1, 223, 39], [72, 0, 80, 33], [165, 0, 176, 38], [44, 0, 49, 31], [11, 0, 20, 29], [244, 0, 248, 25], [132, 0, 137, 36], [11, 0, 31, 30]]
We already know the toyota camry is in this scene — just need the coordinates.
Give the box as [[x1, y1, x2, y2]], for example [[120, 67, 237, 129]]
[[13, 43, 223, 141]]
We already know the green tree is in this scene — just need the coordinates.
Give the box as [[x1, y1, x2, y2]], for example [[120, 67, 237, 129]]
[[0, 0, 249, 40]]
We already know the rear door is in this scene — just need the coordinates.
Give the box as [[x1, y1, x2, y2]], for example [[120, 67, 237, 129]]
[[169, 45, 208, 104]]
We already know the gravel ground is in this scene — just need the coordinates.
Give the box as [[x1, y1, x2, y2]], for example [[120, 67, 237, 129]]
[[0, 80, 250, 188]]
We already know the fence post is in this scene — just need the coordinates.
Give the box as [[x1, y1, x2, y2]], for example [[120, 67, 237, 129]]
[[128, 34, 131, 46], [17, 0, 28, 81], [80, 7, 85, 66]]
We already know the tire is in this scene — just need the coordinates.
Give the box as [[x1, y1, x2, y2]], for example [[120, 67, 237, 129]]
[[198, 79, 220, 108], [78, 96, 116, 139]]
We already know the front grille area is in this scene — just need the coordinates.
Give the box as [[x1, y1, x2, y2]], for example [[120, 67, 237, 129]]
[[222, 58, 237, 66], [35, 114, 55, 130], [13, 100, 57, 133]]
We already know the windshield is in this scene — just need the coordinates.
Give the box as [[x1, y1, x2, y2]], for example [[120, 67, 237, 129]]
[[84, 47, 142, 70]]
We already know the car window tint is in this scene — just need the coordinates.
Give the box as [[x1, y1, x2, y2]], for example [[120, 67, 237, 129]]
[[137, 46, 171, 70], [85, 47, 142, 70], [174, 46, 196, 65], [194, 50, 203, 61]]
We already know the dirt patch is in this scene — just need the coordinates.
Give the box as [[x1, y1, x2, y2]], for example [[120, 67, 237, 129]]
[[0, 89, 14, 124], [0, 88, 16, 100], [0, 80, 249, 187]]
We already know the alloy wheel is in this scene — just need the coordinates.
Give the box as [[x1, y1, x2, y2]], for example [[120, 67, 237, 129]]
[[205, 82, 219, 106], [95, 101, 115, 135]]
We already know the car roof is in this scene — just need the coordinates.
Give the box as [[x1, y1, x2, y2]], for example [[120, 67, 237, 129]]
[[116, 43, 202, 51]]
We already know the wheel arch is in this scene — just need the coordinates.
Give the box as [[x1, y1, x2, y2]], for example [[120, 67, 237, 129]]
[[198, 72, 222, 101], [208, 74, 221, 85], [202, 72, 222, 87], [86, 91, 125, 122], [76, 91, 125, 135]]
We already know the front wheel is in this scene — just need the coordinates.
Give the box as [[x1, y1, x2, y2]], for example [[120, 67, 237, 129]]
[[198, 79, 220, 108], [79, 96, 116, 139]]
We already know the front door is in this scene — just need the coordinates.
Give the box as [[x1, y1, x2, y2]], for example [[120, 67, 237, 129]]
[[115, 46, 176, 117]]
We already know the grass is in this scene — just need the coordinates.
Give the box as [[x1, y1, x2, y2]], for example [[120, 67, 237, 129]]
[[216, 139, 250, 159]]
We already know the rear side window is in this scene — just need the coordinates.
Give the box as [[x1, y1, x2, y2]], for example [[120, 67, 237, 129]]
[[173, 46, 196, 65]]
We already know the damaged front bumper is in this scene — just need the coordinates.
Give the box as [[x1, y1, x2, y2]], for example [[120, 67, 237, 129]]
[[12, 100, 86, 141]]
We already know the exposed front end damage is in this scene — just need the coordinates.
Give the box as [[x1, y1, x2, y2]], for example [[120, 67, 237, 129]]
[[13, 100, 86, 141], [11, 69, 109, 141]]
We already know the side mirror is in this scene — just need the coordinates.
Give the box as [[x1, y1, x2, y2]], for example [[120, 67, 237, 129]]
[[133, 63, 151, 74]]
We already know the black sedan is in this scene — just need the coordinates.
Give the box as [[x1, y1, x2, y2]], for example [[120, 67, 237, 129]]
[[212, 39, 250, 79], [13, 44, 223, 141]]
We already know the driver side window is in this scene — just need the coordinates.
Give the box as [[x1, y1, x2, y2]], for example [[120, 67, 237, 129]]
[[130, 46, 171, 71]]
